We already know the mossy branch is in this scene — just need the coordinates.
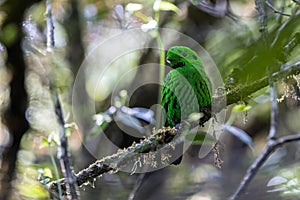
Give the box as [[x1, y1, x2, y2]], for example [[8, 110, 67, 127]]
[[226, 61, 300, 105], [48, 126, 182, 196]]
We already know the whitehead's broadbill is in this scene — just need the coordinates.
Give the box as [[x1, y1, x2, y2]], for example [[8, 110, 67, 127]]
[[161, 46, 212, 165]]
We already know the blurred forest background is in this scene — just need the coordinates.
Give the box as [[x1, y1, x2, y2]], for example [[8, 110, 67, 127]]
[[0, 0, 300, 199]]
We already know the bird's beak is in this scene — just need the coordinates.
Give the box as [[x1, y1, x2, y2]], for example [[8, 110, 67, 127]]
[[166, 58, 171, 64]]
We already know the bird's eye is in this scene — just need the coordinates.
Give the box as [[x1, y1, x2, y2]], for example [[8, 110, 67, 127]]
[[182, 52, 187, 57]]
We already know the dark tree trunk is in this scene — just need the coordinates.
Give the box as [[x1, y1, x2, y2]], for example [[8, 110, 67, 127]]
[[0, 1, 40, 199]]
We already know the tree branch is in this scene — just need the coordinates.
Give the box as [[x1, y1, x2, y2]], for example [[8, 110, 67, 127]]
[[52, 94, 79, 200], [226, 61, 300, 105], [271, 10, 300, 48], [48, 126, 182, 195], [229, 133, 300, 200], [266, 0, 291, 17], [0, 1, 40, 199]]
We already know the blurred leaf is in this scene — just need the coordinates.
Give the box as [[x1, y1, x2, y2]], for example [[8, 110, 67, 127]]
[[18, 183, 48, 198], [267, 176, 288, 187], [38, 167, 53, 184], [48, 131, 60, 146], [222, 125, 255, 151], [188, 112, 204, 122], [141, 19, 157, 32], [267, 177, 300, 195], [115, 111, 145, 133], [87, 107, 116, 139], [39, 137, 49, 149], [87, 115, 111, 139], [43, 168, 53, 178], [17, 166, 49, 198], [128, 107, 155, 124], [64, 111, 70, 122], [186, 132, 216, 144], [253, 93, 270, 104], [134, 11, 150, 23], [94, 114, 111, 127], [125, 3, 144, 12], [1, 24, 18, 46], [119, 90, 128, 105], [65, 128, 71, 137], [94, 107, 116, 126], [233, 104, 252, 112], [113, 4, 124, 20], [39, 177, 51, 185], [64, 122, 77, 129], [88, 106, 154, 139], [87, 122, 107, 140], [65, 122, 77, 137], [153, 1, 181, 15]]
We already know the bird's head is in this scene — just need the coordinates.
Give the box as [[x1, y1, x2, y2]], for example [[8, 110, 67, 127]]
[[166, 46, 200, 69]]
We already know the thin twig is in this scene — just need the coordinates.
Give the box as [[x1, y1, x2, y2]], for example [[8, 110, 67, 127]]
[[45, 0, 79, 199], [266, 0, 291, 17], [48, 142, 63, 198], [46, 0, 55, 50], [271, 10, 300, 48], [229, 133, 300, 200], [53, 94, 79, 199], [268, 77, 278, 140], [255, 0, 268, 44], [127, 174, 146, 200], [284, 32, 300, 56]]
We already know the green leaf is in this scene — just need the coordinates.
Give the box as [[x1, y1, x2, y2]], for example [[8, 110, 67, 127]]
[[1, 24, 18, 46], [43, 168, 53, 179], [48, 131, 60, 146], [186, 132, 216, 144], [134, 11, 150, 23], [65, 122, 77, 137], [153, 1, 181, 15], [65, 128, 71, 137], [87, 122, 107, 140], [18, 183, 48, 198], [39, 137, 49, 149], [233, 104, 252, 112], [64, 122, 77, 129], [38, 167, 53, 184]]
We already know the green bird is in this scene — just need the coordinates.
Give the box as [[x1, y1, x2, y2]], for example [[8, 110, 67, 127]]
[[161, 46, 212, 165]]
